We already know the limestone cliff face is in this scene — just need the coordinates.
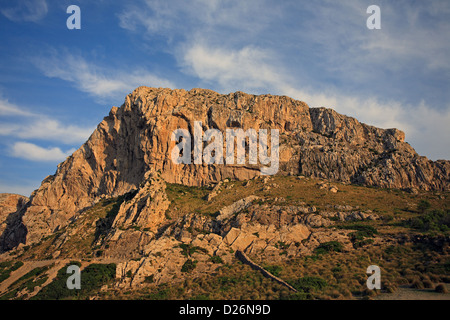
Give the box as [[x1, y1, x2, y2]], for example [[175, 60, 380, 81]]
[[0, 194, 29, 251], [3, 86, 449, 250]]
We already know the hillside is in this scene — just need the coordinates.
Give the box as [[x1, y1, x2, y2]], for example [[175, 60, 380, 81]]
[[0, 87, 448, 300]]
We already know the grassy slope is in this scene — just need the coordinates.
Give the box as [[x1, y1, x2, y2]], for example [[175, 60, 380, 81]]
[[1, 175, 449, 300], [118, 176, 450, 300]]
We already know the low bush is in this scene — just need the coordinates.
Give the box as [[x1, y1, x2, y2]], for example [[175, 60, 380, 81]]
[[0, 261, 24, 283], [32, 262, 116, 300], [210, 255, 223, 264], [435, 283, 448, 293], [405, 209, 450, 233], [314, 241, 343, 255], [181, 259, 197, 273], [417, 200, 431, 214], [289, 276, 328, 293], [264, 265, 282, 277]]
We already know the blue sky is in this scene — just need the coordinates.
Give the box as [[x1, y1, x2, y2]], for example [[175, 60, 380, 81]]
[[0, 0, 449, 196]]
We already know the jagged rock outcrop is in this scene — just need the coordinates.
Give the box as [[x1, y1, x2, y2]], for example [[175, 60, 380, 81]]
[[0, 194, 29, 251], [112, 170, 170, 232], [216, 195, 259, 221], [0, 194, 28, 233], [2, 86, 449, 251], [114, 195, 372, 286]]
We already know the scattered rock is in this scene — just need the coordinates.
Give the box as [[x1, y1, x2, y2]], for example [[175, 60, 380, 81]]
[[112, 170, 170, 232], [329, 186, 338, 193], [216, 196, 259, 221], [206, 182, 222, 201]]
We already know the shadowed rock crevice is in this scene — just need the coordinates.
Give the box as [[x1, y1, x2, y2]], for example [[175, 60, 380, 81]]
[[0, 194, 29, 252]]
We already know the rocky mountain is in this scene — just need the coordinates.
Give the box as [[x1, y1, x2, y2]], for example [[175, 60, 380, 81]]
[[0, 87, 449, 301], [1, 86, 448, 253]]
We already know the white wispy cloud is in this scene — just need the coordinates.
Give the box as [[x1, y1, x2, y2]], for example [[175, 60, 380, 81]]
[[182, 44, 285, 93], [10, 142, 75, 162], [0, 96, 93, 163], [0, 98, 36, 117], [0, 97, 94, 145], [302, 1, 450, 74], [118, 0, 277, 38], [1, 0, 48, 22], [0, 118, 94, 145], [33, 50, 175, 101], [118, 0, 449, 160], [286, 88, 450, 161], [120, 0, 450, 88], [180, 42, 450, 160], [0, 180, 38, 197]]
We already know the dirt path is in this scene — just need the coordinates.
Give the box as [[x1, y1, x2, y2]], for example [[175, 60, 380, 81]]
[[26, 259, 71, 299], [375, 285, 450, 300], [235, 250, 298, 292], [0, 258, 125, 298], [0, 260, 63, 294]]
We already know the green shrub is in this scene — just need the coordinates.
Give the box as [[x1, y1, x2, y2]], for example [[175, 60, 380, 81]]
[[281, 291, 311, 300], [435, 283, 448, 293], [275, 241, 290, 250], [417, 200, 431, 213], [179, 244, 208, 257], [0, 261, 24, 284], [217, 276, 238, 291], [190, 294, 210, 300], [405, 209, 450, 233], [181, 259, 197, 273], [11, 261, 24, 271], [353, 238, 374, 248], [145, 287, 170, 300], [289, 276, 328, 293], [210, 255, 223, 264], [32, 263, 116, 300], [264, 265, 282, 277], [8, 266, 49, 289], [314, 241, 343, 254]]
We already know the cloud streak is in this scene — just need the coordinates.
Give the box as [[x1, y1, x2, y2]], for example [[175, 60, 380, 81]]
[[181, 42, 450, 160], [0, 180, 38, 197], [33, 50, 176, 102], [0, 97, 94, 145], [120, 0, 449, 160], [10, 142, 75, 162], [182, 44, 286, 93], [0, 97, 93, 163], [1, 0, 48, 22]]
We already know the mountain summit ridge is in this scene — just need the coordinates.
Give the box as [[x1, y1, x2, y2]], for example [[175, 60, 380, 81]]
[[1, 86, 449, 251]]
